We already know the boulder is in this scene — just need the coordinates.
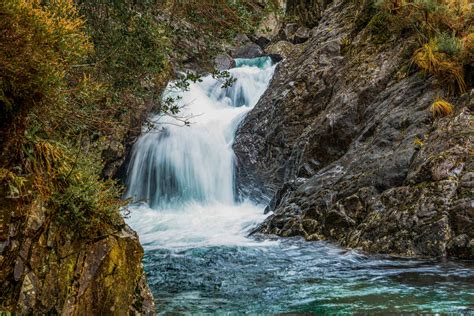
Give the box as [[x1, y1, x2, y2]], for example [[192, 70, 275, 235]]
[[0, 197, 155, 314], [265, 40, 297, 60], [214, 54, 236, 71], [284, 23, 299, 41], [292, 26, 311, 44], [234, 33, 251, 45], [254, 36, 271, 49], [232, 43, 264, 59]]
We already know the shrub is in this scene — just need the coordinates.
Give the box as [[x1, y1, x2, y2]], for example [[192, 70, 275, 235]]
[[20, 133, 124, 237], [0, 0, 128, 239], [358, 0, 472, 94], [51, 157, 125, 238], [0, 0, 91, 122], [436, 33, 463, 56], [167, 0, 264, 39], [285, 0, 325, 27]]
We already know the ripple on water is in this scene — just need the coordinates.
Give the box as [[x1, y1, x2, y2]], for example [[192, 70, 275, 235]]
[[142, 237, 474, 315]]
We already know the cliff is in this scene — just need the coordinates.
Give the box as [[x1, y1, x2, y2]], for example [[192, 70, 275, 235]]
[[234, 0, 473, 258]]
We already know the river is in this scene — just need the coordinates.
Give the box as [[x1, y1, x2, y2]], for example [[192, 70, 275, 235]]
[[125, 57, 473, 314]]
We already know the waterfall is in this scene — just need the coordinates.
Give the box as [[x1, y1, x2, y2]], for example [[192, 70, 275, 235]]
[[125, 57, 276, 249]]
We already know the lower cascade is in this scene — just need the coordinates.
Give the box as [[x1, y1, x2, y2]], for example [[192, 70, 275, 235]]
[[125, 58, 473, 314]]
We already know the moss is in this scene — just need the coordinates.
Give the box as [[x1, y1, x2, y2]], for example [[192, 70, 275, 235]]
[[366, 12, 395, 44], [353, 0, 378, 33]]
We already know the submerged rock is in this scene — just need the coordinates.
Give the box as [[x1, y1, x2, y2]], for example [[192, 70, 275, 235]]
[[234, 0, 473, 259]]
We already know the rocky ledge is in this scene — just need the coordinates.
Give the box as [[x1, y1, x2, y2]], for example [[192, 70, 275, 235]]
[[234, 0, 473, 259], [0, 196, 154, 315]]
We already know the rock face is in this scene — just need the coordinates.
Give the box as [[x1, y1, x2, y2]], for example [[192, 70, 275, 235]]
[[0, 197, 154, 314], [265, 41, 299, 61], [234, 0, 473, 258]]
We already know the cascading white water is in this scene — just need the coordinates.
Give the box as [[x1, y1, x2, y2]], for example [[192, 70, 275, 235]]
[[125, 57, 276, 249]]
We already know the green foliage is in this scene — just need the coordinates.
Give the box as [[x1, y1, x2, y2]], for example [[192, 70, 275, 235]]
[[168, 0, 263, 40], [366, 11, 396, 43], [285, 0, 324, 27], [50, 154, 124, 238], [174, 73, 203, 92], [0, 0, 263, 240], [0, 0, 90, 121], [354, 0, 379, 32], [0, 0, 129, 239], [212, 70, 238, 89], [435, 33, 462, 56], [78, 0, 169, 92]]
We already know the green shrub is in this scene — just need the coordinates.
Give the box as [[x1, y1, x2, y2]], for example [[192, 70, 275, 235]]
[[436, 33, 463, 56], [51, 156, 125, 238]]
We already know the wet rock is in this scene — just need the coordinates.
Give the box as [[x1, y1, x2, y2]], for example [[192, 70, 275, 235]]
[[232, 43, 264, 59], [234, 0, 474, 259], [214, 54, 236, 71]]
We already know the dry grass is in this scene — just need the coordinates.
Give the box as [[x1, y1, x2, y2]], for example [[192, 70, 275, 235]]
[[29, 141, 71, 197], [0, 167, 26, 197], [368, 0, 472, 94], [430, 98, 454, 118], [412, 41, 466, 94]]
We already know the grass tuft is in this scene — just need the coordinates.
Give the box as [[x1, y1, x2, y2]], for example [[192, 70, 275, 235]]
[[412, 41, 466, 93], [430, 98, 454, 117]]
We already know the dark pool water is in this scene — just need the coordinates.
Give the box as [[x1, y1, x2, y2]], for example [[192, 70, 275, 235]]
[[143, 237, 474, 315]]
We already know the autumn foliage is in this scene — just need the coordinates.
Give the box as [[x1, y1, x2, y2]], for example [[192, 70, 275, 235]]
[[0, 0, 91, 121]]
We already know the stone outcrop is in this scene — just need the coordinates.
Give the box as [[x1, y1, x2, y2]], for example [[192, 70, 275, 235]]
[[234, 0, 473, 258], [214, 54, 237, 71], [0, 197, 154, 314], [232, 43, 265, 59]]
